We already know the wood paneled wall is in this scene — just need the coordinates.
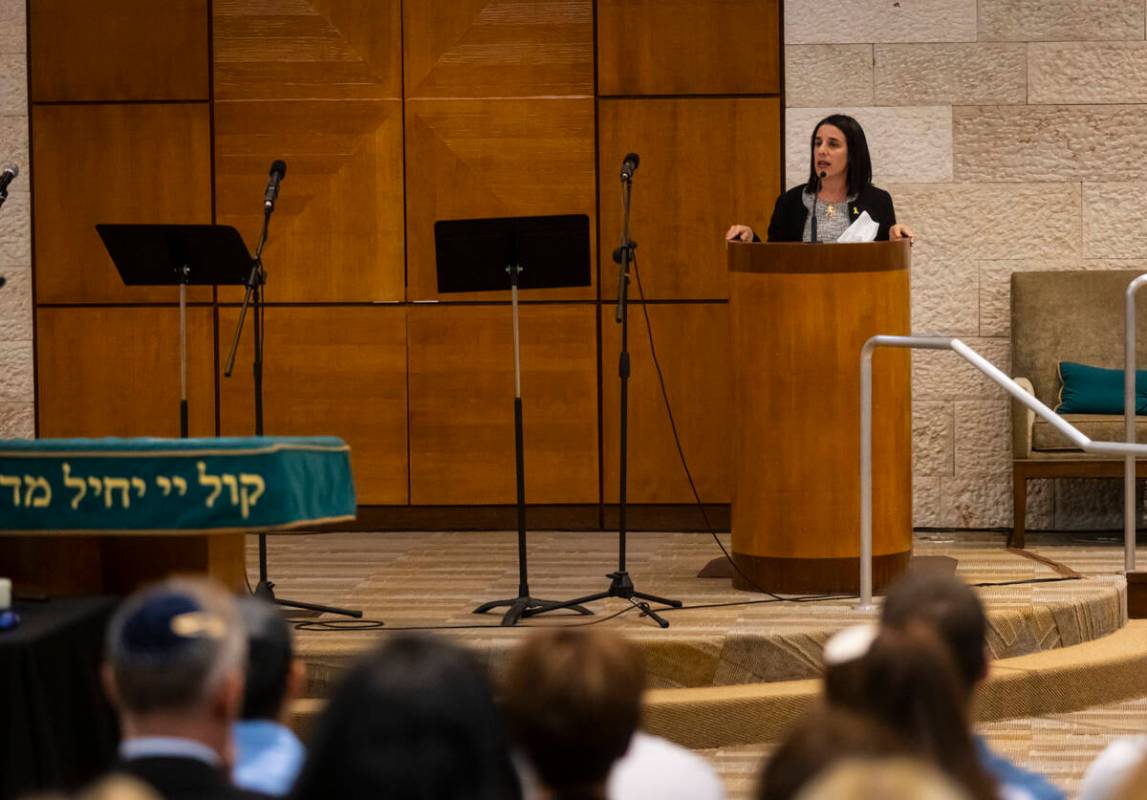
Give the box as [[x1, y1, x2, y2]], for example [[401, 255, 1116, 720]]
[[30, 1, 782, 514]]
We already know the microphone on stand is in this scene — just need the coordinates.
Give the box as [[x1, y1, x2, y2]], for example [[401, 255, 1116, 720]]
[[810, 170, 826, 243], [263, 160, 286, 214], [0, 164, 18, 194], [620, 152, 639, 182]]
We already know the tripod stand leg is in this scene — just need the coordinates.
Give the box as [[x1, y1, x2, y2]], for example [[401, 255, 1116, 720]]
[[632, 590, 683, 609], [630, 599, 669, 629], [474, 596, 593, 626]]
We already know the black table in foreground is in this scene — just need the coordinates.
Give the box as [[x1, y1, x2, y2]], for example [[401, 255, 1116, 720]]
[[0, 596, 119, 798]]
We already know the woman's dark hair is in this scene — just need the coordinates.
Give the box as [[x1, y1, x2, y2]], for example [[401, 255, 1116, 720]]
[[806, 113, 873, 197], [826, 626, 997, 800], [290, 634, 520, 800]]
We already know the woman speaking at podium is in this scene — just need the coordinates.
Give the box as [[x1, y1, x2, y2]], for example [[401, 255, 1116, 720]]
[[725, 114, 914, 244]]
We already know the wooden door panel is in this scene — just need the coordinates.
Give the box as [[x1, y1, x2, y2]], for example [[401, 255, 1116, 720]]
[[405, 98, 597, 302], [33, 104, 213, 304], [598, 98, 781, 300], [214, 100, 405, 303], [598, 0, 780, 96], [37, 306, 216, 438], [404, 0, 592, 98], [213, 0, 402, 101], [30, 0, 209, 101], [601, 303, 732, 503], [408, 304, 598, 504], [217, 306, 409, 506]]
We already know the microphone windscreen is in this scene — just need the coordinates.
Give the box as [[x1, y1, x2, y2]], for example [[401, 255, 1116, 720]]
[[2, 164, 18, 177], [270, 160, 287, 177], [624, 152, 640, 170]]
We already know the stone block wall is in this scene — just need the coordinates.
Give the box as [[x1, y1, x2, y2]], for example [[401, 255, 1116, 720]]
[[0, 0, 29, 439], [785, 0, 1147, 529]]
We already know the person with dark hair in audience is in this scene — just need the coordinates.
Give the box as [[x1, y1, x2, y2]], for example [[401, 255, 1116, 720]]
[[881, 572, 1065, 800], [757, 707, 909, 800], [822, 625, 998, 800], [101, 578, 269, 800], [290, 633, 520, 800], [505, 628, 723, 800], [232, 597, 305, 797]]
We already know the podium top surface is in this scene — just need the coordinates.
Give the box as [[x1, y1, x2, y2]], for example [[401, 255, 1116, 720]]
[[728, 240, 911, 275], [0, 436, 355, 533]]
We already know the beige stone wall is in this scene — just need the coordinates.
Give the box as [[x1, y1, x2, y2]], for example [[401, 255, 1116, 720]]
[[785, 0, 1147, 529], [0, 0, 28, 439]]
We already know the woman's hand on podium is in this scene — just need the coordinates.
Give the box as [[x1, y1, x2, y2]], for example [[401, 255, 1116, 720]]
[[889, 223, 915, 244], [725, 224, 755, 242]]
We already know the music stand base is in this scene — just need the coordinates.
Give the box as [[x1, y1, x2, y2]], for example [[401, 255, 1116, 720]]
[[474, 596, 592, 627], [548, 571, 681, 629], [253, 579, 365, 620]]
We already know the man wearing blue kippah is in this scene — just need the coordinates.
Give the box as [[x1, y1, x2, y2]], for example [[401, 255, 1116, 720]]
[[100, 578, 271, 800]]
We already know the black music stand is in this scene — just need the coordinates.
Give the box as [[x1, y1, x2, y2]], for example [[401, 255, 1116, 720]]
[[435, 214, 593, 626], [97, 224, 254, 438]]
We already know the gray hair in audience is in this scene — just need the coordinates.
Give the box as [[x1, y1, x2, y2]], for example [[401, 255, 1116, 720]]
[[104, 577, 246, 714]]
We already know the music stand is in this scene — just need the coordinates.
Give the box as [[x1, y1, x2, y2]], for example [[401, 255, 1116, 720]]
[[97, 224, 254, 438], [434, 214, 593, 626]]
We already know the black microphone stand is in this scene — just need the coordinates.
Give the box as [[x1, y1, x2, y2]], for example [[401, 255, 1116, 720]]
[[539, 166, 682, 628], [224, 200, 362, 620], [473, 261, 591, 626]]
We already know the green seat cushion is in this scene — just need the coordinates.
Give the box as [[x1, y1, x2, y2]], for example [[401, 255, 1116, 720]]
[[1056, 361, 1147, 415]]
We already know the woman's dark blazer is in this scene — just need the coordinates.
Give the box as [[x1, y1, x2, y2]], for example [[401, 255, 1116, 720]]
[[765, 183, 896, 242]]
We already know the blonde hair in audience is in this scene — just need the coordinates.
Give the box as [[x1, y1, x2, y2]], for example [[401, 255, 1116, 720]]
[[794, 758, 971, 800]]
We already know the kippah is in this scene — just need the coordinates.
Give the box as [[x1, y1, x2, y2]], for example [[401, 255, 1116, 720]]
[[822, 624, 878, 666], [120, 591, 226, 656]]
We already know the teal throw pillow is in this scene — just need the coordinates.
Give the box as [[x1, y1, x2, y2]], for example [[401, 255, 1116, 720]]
[[1056, 361, 1147, 415]]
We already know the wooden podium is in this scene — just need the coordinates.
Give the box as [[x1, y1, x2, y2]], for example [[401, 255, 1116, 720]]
[[727, 240, 912, 594]]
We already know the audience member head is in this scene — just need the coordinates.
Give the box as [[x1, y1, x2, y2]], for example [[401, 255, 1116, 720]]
[[237, 596, 302, 722], [823, 626, 996, 800], [794, 758, 971, 800], [504, 628, 645, 800], [103, 578, 246, 756], [291, 633, 519, 800], [880, 571, 988, 698], [757, 707, 907, 800], [76, 775, 163, 800]]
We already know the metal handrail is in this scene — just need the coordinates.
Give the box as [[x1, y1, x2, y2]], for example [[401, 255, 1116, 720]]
[[859, 335, 1147, 611], [1125, 275, 1147, 573]]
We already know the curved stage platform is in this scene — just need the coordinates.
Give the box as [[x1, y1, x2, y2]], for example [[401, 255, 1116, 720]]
[[259, 530, 1128, 697]]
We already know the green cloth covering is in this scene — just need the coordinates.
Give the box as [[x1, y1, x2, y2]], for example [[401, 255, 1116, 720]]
[[0, 436, 355, 532], [1056, 361, 1147, 415]]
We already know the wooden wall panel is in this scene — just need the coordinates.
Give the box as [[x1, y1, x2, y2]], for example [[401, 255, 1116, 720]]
[[213, 0, 402, 101], [598, 98, 781, 300], [405, 99, 597, 301], [30, 0, 209, 101], [217, 306, 409, 506], [598, 0, 780, 96], [404, 0, 593, 98], [214, 100, 405, 303], [36, 306, 216, 438], [408, 305, 598, 504], [601, 303, 732, 503], [33, 104, 213, 304]]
